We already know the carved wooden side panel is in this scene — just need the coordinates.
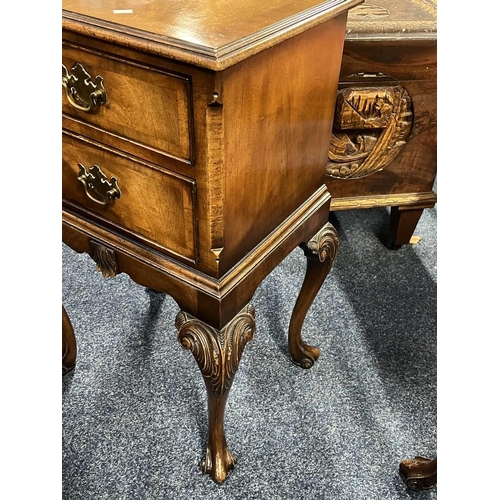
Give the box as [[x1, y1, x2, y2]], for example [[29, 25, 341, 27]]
[[327, 84, 413, 179]]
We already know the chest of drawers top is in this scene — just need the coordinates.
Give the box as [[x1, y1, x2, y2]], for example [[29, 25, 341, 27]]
[[63, 0, 361, 280], [62, 0, 360, 70]]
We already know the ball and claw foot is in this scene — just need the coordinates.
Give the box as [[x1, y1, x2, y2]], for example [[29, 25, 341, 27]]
[[399, 456, 437, 491]]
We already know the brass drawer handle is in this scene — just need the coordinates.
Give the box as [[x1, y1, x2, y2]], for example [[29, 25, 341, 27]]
[[62, 63, 108, 112], [77, 163, 121, 205]]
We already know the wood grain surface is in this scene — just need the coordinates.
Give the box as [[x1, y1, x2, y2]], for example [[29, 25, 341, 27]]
[[62, 0, 362, 69]]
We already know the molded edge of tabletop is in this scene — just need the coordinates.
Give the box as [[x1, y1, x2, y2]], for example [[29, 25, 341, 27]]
[[62, 0, 364, 71]]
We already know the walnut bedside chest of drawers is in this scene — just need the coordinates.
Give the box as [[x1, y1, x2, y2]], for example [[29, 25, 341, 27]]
[[62, 0, 362, 483], [325, 0, 437, 248]]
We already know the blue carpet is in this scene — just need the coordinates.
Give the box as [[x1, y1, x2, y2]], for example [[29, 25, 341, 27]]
[[62, 204, 437, 499]]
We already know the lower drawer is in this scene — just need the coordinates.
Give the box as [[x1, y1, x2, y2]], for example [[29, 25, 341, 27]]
[[62, 131, 198, 262]]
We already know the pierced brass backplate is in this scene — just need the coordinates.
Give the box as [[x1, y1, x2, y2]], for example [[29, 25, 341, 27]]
[[62, 63, 108, 112], [77, 163, 121, 205]]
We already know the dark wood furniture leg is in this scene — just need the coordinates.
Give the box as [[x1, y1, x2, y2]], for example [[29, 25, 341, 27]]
[[175, 304, 256, 484], [399, 455, 437, 491], [62, 305, 77, 375], [389, 206, 425, 249], [288, 223, 339, 368], [63, 187, 333, 484]]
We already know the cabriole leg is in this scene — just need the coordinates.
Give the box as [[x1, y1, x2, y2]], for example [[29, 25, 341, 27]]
[[175, 304, 256, 484], [288, 223, 339, 368]]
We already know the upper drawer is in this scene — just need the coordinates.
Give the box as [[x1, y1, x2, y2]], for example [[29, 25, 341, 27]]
[[62, 130, 198, 263], [62, 42, 194, 164]]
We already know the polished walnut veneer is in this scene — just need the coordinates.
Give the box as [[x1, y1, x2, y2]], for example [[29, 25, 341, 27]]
[[62, 0, 361, 483], [325, 0, 437, 248]]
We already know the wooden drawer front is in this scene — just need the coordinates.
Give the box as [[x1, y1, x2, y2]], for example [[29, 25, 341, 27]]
[[62, 43, 193, 164], [62, 132, 198, 262]]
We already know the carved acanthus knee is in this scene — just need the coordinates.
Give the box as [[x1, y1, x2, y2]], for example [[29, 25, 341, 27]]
[[175, 304, 255, 397], [301, 222, 339, 264]]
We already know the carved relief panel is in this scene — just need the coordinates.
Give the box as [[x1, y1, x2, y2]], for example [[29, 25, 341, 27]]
[[327, 77, 413, 180]]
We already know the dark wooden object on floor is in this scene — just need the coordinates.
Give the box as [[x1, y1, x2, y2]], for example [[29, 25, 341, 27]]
[[400, 455, 437, 491], [62, 0, 360, 483], [325, 0, 437, 248], [62, 305, 76, 375]]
